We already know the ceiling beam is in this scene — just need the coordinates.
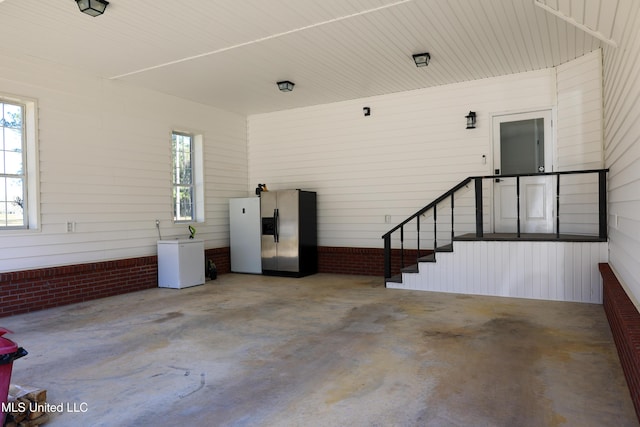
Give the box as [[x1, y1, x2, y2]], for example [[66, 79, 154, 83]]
[[534, 0, 618, 48]]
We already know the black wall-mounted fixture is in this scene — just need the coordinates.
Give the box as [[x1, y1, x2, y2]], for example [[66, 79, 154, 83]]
[[412, 52, 430, 67], [75, 0, 109, 17], [255, 183, 268, 196], [363, 107, 371, 117], [465, 111, 477, 129], [277, 81, 295, 92]]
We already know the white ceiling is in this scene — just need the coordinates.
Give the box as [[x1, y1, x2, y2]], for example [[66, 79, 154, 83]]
[[0, 0, 632, 115]]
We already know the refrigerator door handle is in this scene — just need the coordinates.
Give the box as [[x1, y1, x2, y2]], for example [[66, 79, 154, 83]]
[[273, 208, 279, 243]]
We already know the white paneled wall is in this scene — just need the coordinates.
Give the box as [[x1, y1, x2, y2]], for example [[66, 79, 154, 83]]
[[249, 69, 556, 248], [0, 54, 247, 272], [554, 50, 604, 236], [248, 60, 601, 247], [0, 48, 612, 277], [556, 49, 604, 170], [389, 241, 608, 304], [603, 3, 640, 308]]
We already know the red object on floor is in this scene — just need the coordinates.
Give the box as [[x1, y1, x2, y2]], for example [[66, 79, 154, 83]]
[[0, 328, 27, 426]]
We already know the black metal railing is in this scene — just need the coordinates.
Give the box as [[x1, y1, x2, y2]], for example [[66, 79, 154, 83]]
[[382, 169, 608, 279]]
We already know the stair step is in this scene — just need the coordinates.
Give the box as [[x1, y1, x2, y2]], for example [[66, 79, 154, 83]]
[[401, 264, 419, 273], [393, 246, 453, 282], [386, 274, 403, 283], [418, 254, 436, 263]]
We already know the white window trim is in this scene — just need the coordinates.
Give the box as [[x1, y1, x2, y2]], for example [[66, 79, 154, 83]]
[[171, 130, 204, 224], [193, 134, 205, 222], [0, 93, 39, 232]]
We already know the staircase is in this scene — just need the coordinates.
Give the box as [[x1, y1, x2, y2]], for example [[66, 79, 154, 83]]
[[382, 170, 609, 304]]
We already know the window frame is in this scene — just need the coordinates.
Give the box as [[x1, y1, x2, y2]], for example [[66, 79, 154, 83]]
[[171, 131, 195, 223], [0, 95, 39, 232]]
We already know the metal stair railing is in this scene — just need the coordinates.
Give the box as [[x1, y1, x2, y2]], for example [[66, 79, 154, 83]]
[[382, 169, 609, 280]]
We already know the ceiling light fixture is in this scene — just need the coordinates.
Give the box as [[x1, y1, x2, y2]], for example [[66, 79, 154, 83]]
[[412, 52, 430, 67], [75, 0, 109, 17], [277, 81, 295, 92]]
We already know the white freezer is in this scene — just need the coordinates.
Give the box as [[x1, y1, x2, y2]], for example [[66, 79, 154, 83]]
[[157, 239, 205, 288], [229, 197, 262, 274]]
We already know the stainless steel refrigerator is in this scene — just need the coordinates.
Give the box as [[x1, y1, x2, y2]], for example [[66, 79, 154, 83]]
[[260, 189, 317, 277]]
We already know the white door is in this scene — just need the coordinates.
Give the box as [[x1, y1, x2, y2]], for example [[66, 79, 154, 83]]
[[493, 110, 554, 234]]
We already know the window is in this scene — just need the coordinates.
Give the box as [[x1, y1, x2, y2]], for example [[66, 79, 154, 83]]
[[0, 95, 38, 231], [171, 130, 204, 224], [1, 100, 26, 228], [172, 131, 194, 222]]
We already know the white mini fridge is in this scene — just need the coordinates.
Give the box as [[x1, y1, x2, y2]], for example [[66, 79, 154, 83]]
[[229, 197, 262, 274], [157, 239, 205, 288]]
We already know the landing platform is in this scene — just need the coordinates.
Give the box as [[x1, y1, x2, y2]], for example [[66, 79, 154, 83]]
[[455, 233, 606, 242]]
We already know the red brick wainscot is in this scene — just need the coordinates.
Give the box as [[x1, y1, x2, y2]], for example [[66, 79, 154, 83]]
[[600, 263, 640, 423], [318, 246, 425, 277], [1, 247, 231, 318], [1, 245, 429, 317]]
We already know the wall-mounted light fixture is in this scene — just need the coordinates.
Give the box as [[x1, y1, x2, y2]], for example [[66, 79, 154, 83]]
[[277, 81, 295, 92], [412, 52, 430, 67], [75, 0, 109, 17], [465, 111, 477, 129], [363, 107, 371, 117]]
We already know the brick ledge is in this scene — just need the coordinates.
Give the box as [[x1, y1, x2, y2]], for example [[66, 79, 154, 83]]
[[600, 262, 640, 422], [0, 247, 231, 318]]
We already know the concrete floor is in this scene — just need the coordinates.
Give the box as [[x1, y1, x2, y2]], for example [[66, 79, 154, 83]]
[[1, 273, 637, 427]]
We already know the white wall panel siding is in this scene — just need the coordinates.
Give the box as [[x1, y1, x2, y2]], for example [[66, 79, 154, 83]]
[[0, 45, 610, 277], [603, 3, 640, 308], [551, 50, 603, 235], [389, 241, 608, 304], [0, 54, 247, 273], [249, 56, 603, 249], [556, 49, 604, 170], [249, 69, 557, 248]]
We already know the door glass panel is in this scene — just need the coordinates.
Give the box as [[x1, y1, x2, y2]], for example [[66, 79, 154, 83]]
[[499, 118, 544, 175]]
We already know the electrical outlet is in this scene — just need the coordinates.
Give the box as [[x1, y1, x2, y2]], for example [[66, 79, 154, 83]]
[[66, 221, 74, 232], [155, 219, 160, 227], [385, 215, 391, 223]]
